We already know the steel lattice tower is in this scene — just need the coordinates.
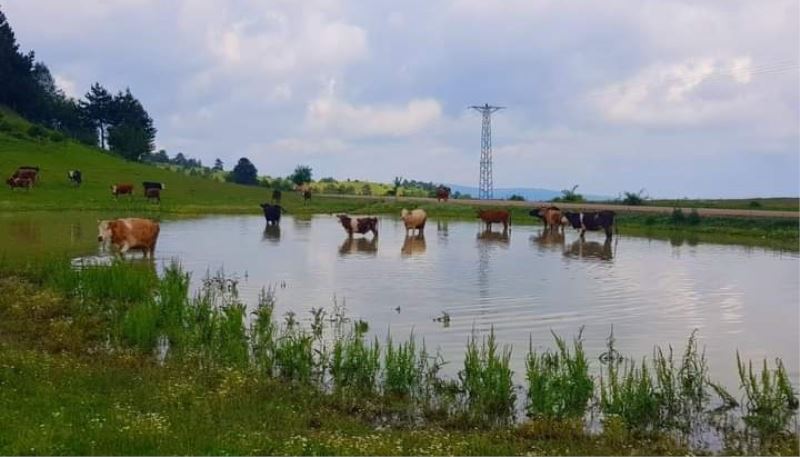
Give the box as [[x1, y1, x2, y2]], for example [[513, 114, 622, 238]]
[[469, 104, 504, 200]]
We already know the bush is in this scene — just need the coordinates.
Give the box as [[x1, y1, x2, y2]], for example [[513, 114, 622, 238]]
[[26, 124, 47, 139], [749, 200, 762, 208], [621, 190, 647, 206], [687, 209, 701, 225], [508, 194, 525, 201], [552, 185, 584, 203], [670, 208, 685, 224], [526, 331, 593, 419], [49, 131, 66, 142]]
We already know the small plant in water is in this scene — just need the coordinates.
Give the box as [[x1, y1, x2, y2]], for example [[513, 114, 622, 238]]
[[459, 327, 515, 425], [737, 352, 799, 439]]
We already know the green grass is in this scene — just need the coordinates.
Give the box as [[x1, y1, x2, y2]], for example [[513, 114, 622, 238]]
[[0, 260, 798, 455]]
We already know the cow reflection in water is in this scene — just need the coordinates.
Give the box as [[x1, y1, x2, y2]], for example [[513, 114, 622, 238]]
[[262, 225, 281, 243], [564, 238, 614, 261], [530, 229, 565, 252], [339, 236, 378, 256], [401, 234, 426, 256], [477, 228, 510, 244]]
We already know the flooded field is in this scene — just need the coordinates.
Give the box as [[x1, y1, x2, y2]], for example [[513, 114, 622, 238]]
[[1, 211, 798, 389]]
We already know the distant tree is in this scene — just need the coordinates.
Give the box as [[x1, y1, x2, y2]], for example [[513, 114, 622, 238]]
[[508, 194, 525, 201], [0, 8, 39, 116], [213, 158, 224, 171], [106, 88, 156, 160], [393, 176, 403, 198], [290, 165, 313, 186], [230, 157, 258, 185], [621, 188, 648, 206], [149, 149, 170, 163], [552, 185, 584, 203], [80, 83, 113, 149], [361, 183, 372, 195]]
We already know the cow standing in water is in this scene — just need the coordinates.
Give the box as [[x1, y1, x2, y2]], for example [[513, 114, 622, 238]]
[[477, 209, 511, 232], [337, 215, 378, 238], [529, 206, 563, 231], [562, 210, 616, 239], [260, 203, 285, 226], [97, 218, 160, 258]]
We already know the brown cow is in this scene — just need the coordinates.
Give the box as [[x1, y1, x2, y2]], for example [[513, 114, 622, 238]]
[[111, 184, 134, 198], [436, 186, 450, 202], [529, 206, 563, 231], [337, 214, 378, 238], [97, 218, 160, 258], [6, 176, 32, 189], [12, 168, 38, 184], [477, 209, 511, 232]]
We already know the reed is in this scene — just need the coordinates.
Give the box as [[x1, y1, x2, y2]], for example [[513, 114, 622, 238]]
[[737, 352, 799, 439], [525, 330, 593, 419], [331, 325, 381, 397], [459, 327, 516, 424]]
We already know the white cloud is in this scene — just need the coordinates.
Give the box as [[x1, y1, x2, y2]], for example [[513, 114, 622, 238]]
[[53, 73, 78, 98], [307, 92, 443, 137]]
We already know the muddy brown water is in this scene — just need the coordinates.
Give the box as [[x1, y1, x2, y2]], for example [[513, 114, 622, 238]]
[[1, 211, 798, 391]]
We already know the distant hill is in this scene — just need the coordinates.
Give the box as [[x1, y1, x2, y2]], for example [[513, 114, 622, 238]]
[[446, 184, 610, 202]]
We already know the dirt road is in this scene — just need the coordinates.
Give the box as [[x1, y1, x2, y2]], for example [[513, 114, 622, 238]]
[[318, 194, 799, 219]]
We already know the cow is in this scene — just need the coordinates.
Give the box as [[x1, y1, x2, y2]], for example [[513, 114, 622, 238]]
[[529, 206, 563, 231], [400, 208, 427, 236], [142, 181, 165, 191], [401, 234, 426, 256], [436, 186, 451, 202], [97, 218, 160, 259], [12, 168, 38, 184], [562, 210, 616, 239], [111, 184, 134, 198], [477, 209, 511, 232], [303, 189, 312, 204], [259, 203, 286, 226], [67, 170, 82, 186], [272, 189, 282, 204], [145, 187, 161, 203], [337, 214, 378, 238], [6, 176, 32, 190]]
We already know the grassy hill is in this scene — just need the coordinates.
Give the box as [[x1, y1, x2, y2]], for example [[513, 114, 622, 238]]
[[0, 108, 281, 214]]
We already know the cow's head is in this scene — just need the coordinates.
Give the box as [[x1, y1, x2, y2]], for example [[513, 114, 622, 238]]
[[529, 208, 543, 219], [97, 220, 114, 243]]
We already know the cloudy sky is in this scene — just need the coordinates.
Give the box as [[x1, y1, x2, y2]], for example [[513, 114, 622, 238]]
[[5, 0, 799, 197]]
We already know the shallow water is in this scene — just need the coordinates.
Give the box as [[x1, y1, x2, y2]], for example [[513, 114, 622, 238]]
[[1, 211, 798, 390]]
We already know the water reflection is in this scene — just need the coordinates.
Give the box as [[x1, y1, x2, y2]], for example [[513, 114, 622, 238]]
[[669, 233, 700, 247], [530, 229, 565, 252], [338, 236, 378, 256], [437, 220, 449, 243], [262, 225, 281, 243], [401, 234, 427, 256], [564, 238, 614, 261], [477, 228, 510, 244]]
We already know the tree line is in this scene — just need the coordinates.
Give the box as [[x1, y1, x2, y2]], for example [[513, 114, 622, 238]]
[[1, 7, 154, 160]]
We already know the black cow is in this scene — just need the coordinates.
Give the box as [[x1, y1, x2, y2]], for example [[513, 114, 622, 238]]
[[67, 170, 82, 186], [260, 203, 286, 226], [562, 210, 616, 239], [272, 189, 282, 204], [142, 181, 165, 191]]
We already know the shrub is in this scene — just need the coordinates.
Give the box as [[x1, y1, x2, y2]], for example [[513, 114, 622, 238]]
[[621, 189, 647, 206], [26, 124, 47, 139], [460, 328, 515, 424], [737, 353, 799, 438], [49, 131, 66, 142], [687, 209, 701, 225], [670, 208, 686, 224]]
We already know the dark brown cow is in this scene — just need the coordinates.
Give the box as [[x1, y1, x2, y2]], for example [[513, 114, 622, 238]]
[[272, 189, 282, 204], [477, 209, 511, 232], [111, 184, 134, 198], [303, 190, 312, 204], [6, 176, 32, 189], [436, 186, 450, 202], [337, 214, 378, 238], [145, 187, 161, 203]]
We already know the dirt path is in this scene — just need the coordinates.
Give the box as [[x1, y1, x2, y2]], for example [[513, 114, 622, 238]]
[[319, 194, 799, 219]]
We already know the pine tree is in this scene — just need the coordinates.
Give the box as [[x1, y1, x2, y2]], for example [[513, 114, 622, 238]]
[[230, 158, 258, 185], [213, 158, 224, 171], [81, 83, 113, 149]]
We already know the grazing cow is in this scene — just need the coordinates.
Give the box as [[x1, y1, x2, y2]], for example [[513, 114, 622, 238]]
[[303, 189, 312, 204], [97, 218, 160, 258], [339, 236, 378, 256], [436, 186, 451, 202], [400, 208, 427, 236], [337, 214, 378, 238], [272, 189, 282, 204], [529, 206, 563, 231], [12, 168, 38, 184], [562, 210, 616, 239], [6, 176, 32, 190], [142, 181, 165, 191], [111, 184, 134, 198], [67, 170, 82, 186], [259, 203, 286, 226], [477, 209, 511, 232], [145, 187, 161, 203], [401, 234, 426, 256]]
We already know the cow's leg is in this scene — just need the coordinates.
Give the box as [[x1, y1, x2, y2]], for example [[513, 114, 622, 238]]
[[605, 226, 613, 239]]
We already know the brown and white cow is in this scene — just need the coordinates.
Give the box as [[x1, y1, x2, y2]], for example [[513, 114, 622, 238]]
[[97, 218, 160, 258], [111, 183, 134, 198], [6, 176, 32, 190], [337, 214, 378, 238], [477, 209, 511, 232]]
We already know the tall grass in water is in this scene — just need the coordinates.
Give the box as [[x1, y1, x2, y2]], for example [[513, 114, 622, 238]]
[[120, 298, 160, 352], [251, 287, 277, 376], [46, 259, 156, 307], [459, 327, 516, 424], [526, 330, 593, 419], [331, 325, 381, 397], [383, 332, 429, 400], [737, 353, 799, 439], [272, 313, 316, 384]]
